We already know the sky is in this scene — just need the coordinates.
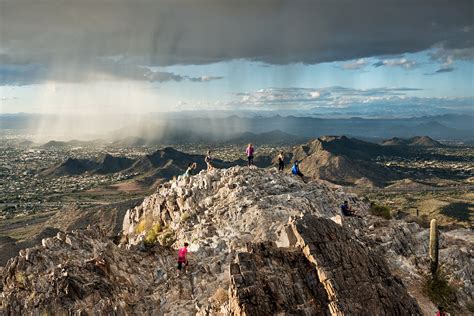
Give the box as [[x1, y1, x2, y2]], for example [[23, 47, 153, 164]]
[[0, 0, 473, 117]]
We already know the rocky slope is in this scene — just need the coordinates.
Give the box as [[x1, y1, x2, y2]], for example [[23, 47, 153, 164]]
[[1, 166, 471, 314]]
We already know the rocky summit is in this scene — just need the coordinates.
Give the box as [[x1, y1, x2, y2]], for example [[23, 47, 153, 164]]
[[1, 166, 471, 314]]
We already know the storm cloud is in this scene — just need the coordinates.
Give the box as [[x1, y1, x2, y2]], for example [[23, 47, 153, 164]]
[[1, 0, 472, 70]]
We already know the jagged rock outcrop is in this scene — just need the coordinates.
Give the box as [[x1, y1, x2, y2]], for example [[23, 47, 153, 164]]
[[228, 216, 422, 316], [229, 242, 330, 315], [289, 215, 421, 315], [1, 166, 433, 315]]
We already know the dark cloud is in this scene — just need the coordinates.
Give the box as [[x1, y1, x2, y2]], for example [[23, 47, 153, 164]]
[[435, 67, 455, 73], [424, 67, 456, 75], [0, 0, 472, 83]]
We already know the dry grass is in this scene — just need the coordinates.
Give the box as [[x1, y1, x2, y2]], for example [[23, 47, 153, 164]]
[[210, 287, 228, 307]]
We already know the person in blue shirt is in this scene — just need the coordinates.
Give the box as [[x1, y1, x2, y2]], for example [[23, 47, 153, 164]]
[[340, 201, 356, 216], [291, 160, 304, 179]]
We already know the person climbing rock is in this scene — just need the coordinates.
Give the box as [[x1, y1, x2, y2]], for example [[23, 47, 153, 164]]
[[436, 306, 449, 316], [246, 143, 255, 167], [277, 151, 285, 171], [183, 162, 197, 178], [177, 162, 196, 181], [205, 150, 214, 171], [176, 242, 189, 276], [340, 200, 357, 216], [291, 160, 304, 180]]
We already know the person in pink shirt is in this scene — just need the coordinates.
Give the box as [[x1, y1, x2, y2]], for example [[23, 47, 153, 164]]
[[245, 143, 255, 167], [176, 242, 189, 276]]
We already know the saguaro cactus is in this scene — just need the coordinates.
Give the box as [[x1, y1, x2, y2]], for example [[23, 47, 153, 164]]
[[429, 219, 439, 276]]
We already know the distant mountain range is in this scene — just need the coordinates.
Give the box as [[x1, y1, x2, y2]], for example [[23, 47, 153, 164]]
[[37, 134, 462, 187], [2, 113, 473, 142]]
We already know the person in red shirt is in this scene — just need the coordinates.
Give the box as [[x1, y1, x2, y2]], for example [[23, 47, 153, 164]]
[[436, 306, 448, 316], [176, 242, 189, 276]]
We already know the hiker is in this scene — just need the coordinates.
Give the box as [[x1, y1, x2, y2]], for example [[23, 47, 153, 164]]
[[205, 150, 213, 171], [246, 143, 254, 167], [291, 160, 304, 179], [176, 242, 189, 276], [436, 306, 449, 316], [183, 162, 197, 178], [277, 151, 285, 171], [340, 200, 356, 216]]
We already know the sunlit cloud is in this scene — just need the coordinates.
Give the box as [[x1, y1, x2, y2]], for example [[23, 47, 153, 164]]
[[229, 86, 473, 116], [373, 58, 417, 69], [340, 59, 368, 70]]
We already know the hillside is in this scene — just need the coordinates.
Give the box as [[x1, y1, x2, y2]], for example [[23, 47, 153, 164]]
[[95, 154, 135, 174], [40, 154, 135, 177], [40, 158, 100, 177], [293, 136, 401, 185], [1, 167, 472, 314], [382, 136, 443, 147]]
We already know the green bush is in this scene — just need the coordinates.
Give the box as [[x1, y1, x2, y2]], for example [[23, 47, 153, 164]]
[[135, 215, 153, 234], [369, 202, 392, 219], [144, 223, 162, 246], [423, 269, 458, 312]]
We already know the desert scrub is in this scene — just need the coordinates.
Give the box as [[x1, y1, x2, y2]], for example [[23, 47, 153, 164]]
[[134, 214, 153, 234], [369, 202, 392, 219], [422, 268, 458, 313], [180, 211, 190, 222], [144, 223, 162, 245], [406, 214, 430, 228], [15, 272, 26, 285]]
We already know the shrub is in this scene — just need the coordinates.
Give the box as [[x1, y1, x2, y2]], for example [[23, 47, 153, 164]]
[[15, 272, 26, 285], [180, 211, 190, 222], [134, 215, 153, 234], [407, 214, 430, 228], [422, 269, 458, 312], [369, 202, 392, 219], [144, 223, 162, 246]]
